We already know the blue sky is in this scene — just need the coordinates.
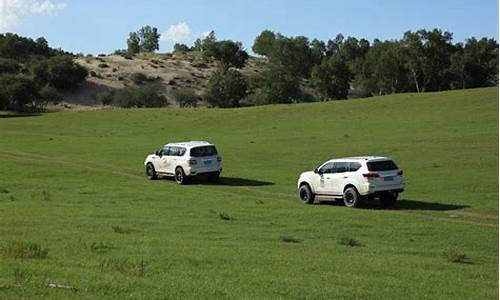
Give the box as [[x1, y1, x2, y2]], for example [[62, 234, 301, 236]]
[[1, 0, 498, 54]]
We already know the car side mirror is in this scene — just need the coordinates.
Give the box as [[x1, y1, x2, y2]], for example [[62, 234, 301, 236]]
[[314, 168, 322, 175], [155, 150, 159, 156]]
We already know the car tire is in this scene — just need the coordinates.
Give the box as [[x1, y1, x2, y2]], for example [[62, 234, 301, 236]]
[[380, 192, 398, 207], [146, 163, 158, 180], [298, 184, 315, 204], [208, 172, 220, 181], [343, 187, 361, 208], [175, 167, 187, 185]]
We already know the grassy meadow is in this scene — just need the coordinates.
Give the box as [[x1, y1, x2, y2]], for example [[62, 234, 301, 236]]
[[0, 87, 498, 299]]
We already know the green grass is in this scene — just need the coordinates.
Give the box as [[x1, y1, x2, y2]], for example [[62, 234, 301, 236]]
[[0, 87, 498, 299]]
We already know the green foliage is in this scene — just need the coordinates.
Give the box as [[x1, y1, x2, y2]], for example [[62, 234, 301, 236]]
[[203, 67, 248, 107], [337, 235, 362, 247], [31, 55, 88, 90], [0, 74, 39, 110], [95, 90, 114, 105], [311, 55, 351, 100], [0, 57, 20, 74], [170, 88, 199, 107], [0, 33, 54, 59], [173, 43, 190, 53], [127, 25, 160, 54], [112, 86, 167, 108], [259, 64, 301, 104], [252, 30, 276, 56], [129, 72, 149, 85], [204, 40, 249, 69], [39, 86, 62, 104]]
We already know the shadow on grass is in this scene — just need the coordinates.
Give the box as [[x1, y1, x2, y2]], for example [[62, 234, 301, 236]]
[[0, 113, 43, 119], [316, 198, 468, 211], [188, 176, 275, 187]]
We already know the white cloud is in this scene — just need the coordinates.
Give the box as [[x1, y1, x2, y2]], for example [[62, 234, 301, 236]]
[[0, 0, 66, 31], [30, 0, 66, 14], [161, 22, 210, 44]]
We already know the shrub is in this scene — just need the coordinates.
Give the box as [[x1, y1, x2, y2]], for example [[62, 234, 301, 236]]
[[0, 58, 20, 74], [218, 212, 233, 221], [95, 90, 114, 105], [0, 74, 39, 111], [112, 225, 133, 234], [280, 236, 301, 243], [203, 67, 248, 108], [170, 88, 199, 107], [31, 56, 88, 90], [129, 72, 149, 85], [39, 86, 62, 104], [89, 70, 97, 77], [113, 86, 167, 108], [337, 235, 362, 247], [97, 63, 109, 68], [443, 249, 471, 264]]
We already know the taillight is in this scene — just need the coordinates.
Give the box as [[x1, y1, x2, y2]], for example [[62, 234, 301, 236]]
[[363, 173, 380, 178], [188, 159, 197, 165], [217, 156, 222, 162], [397, 170, 403, 176]]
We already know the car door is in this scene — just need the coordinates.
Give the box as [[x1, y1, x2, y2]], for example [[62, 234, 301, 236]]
[[327, 162, 350, 195], [158, 147, 172, 173], [316, 162, 334, 194]]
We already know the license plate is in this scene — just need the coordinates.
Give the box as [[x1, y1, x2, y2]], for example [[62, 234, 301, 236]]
[[204, 160, 212, 165], [384, 176, 394, 181]]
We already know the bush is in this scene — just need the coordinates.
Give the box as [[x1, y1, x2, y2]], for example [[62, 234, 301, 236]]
[[31, 56, 88, 90], [39, 86, 62, 105], [113, 86, 167, 108], [95, 90, 114, 105], [0, 58, 20, 74], [203, 68, 248, 108], [97, 63, 109, 68], [0, 74, 39, 111], [129, 72, 149, 85], [170, 88, 199, 107]]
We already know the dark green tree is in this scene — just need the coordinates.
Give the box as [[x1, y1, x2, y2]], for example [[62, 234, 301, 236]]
[[252, 30, 276, 56], [203, 68, 248, 107], [127, 32, 140, 54], [311, 55, 351, 100]]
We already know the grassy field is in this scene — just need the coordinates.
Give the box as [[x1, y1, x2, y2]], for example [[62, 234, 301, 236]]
[[0, 87, 498, 299]]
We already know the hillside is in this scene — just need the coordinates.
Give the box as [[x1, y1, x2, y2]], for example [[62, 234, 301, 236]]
[[0, 87, 498, 299], [67, 52, 264, 107]]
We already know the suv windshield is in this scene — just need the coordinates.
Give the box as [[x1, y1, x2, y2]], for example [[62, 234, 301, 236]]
[[190, 146, 218, 157], [367, 160, 398, 171]]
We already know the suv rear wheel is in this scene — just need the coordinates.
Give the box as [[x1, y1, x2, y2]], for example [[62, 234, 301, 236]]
[[343, 187, 361, 208], [380, 192, 398, 207], [298, 184, 315, 204], [175, 167, 187, 185]]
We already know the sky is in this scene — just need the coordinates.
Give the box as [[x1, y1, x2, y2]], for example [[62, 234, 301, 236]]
[[0, 0, 498, 54]]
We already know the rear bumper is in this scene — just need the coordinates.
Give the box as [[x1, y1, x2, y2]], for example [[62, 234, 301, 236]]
[[186, 168, 222, 177], [359, 182, 405, 195]]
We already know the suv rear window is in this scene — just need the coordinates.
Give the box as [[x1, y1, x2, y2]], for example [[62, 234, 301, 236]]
[[367, 160, 398, 171], [190, 146, 218, 157]]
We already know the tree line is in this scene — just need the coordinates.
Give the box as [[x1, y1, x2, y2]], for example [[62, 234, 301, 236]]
[[0, 33, 88, 111], [174, 28, 498, 107]]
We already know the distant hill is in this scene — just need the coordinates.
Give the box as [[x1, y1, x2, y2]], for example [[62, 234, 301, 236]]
[[66, 52, 264, 107]]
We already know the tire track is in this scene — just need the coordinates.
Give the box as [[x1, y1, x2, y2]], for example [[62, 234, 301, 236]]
[[0, 149, 497, 228]]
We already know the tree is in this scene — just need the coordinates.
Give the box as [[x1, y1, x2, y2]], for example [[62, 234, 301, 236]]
[[0, 74, 39, 111], [139, 26, 160, 52], [204, 40, 249, 69], [126, 26, 160, 54], [311, 55, 351, 100], [127, 32, 140, 54], [203, 68, 248, 107], [252, 30, 276, 56], [202, 31, 217, 52], [32, 56, 88, 90], [260, 65, 301, 104], [173, 43, 190, 53]]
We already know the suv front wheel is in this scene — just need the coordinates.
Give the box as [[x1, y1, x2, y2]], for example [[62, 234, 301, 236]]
[[298, 184, 315, 204], [146, 163, 157, 180]]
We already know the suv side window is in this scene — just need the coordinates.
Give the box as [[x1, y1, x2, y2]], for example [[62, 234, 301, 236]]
[[332, 162, 349, 173], [319, 162, 334, 174], [160, 147, 170, 156], [349, 162, 362, 172], [170, 147, 179, 156]]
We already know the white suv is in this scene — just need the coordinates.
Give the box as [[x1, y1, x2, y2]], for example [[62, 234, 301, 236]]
[[144, 141, 222, 184], [297, 157, 404, 207]]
